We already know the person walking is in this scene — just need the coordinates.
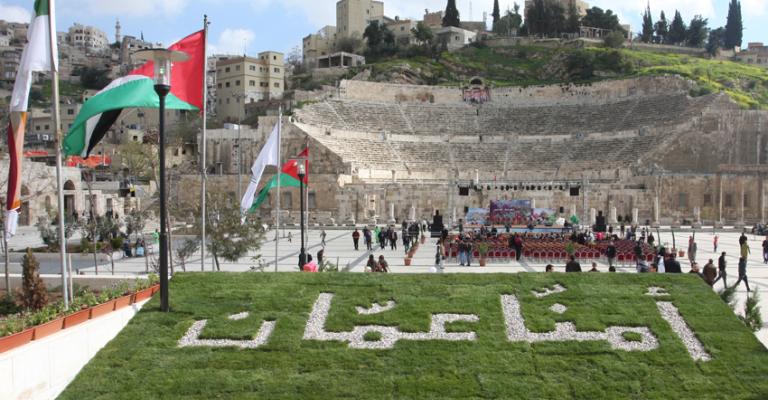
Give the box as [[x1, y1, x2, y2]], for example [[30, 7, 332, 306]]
[[713, 234, 719, 253], [740, 239, 751, 269], [458, 239, 467, 266], [352, 229, 360, 251], [687, 237, 697, 265], [435, 239, 445, 272], [320, 230, 327, 247], [606, 241, 617, 269], [762, 237, 768, 263], [714, 252, 728, 288], [390, 229, 398, 250], [363, 227, 372, 251], [734, 256, 751, 292], [403, 230, 410, 253]]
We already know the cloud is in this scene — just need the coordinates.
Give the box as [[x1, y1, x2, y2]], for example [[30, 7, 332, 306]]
[[742, 0, 767, 16], [62, 0, 189, 17], [595, 0, 716, 20], [210, 28, 256, 55], [0, 2, 31, 23]]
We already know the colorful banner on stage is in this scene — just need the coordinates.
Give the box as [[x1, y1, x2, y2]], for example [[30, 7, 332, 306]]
[[489, 200, 531, 225], [465, 208, 489, 225]]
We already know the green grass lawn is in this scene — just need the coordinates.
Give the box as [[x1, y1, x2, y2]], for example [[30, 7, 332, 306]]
[[60, 273, 768, 399]]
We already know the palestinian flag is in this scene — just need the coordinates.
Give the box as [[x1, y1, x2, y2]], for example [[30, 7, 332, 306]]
[[248, 148, 309, 212], [63, 30, 205, 157], [5, 0, 57, 239]]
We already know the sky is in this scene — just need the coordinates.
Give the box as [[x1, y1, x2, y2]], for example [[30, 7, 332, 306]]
[[0, 0, 766, 56]]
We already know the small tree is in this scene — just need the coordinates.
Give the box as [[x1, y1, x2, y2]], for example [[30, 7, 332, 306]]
[[668, 10, 687, 45], [18, 249, 47, 311], [603, 31, 626, 48], [203, 193, 265, 271], [125, 209, 149, 241], [741, 289, 763, 332], [175, 239, 200, 273], [492, 0, 501, 24], [654, 11, 669, 44], [707, 27, 726, 56], [724, 0, 743, 49], [442, 0, 461, 27], [641, 4, 654, 43], [685, 15, 709, 48], [411, 22, 434, 46]]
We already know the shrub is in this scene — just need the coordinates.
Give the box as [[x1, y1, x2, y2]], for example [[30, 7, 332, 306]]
[[740, 290, 763, 332], [0, 294, 20, 316], [17, 248, 48, 311], [603, 31, 625, 48]]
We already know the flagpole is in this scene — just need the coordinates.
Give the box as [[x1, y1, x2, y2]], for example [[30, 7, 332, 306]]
[[201, 15, 209, 272], [49, 0, 68, 308], [275, 107, 281, 272]]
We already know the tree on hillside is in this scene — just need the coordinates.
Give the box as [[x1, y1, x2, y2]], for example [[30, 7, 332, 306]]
[[707, 27, 726, 56], [724, 0, 743, 49], [526, 0, 566, 37], [641, 4, 654, 43], [74, 66, 111, 90], [668, 10, 687, 45], [411, 22, 434, 46], [334, 37, 363, 53], [492, 0, 501, 24], [363, 21, 395, 57], [654, 11, 669, 44], [443, 0, 461, 27], [493, 5, 522, 36], [565, 2, 581, 34], [581, 7, 623, 32], [685, 15, 709, 48]]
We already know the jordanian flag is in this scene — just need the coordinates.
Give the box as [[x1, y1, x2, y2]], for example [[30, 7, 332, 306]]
[[5, 0, 57, 238], [63, 30, 205, 157], [248, 148, 309, 213]]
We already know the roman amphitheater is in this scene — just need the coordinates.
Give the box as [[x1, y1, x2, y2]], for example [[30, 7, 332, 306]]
[[197, 76, 768, 227]]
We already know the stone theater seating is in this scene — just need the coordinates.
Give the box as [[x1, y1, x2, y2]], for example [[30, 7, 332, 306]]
[[295, 93, 720, 176]]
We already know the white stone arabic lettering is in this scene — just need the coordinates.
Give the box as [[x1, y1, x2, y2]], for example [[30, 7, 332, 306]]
[[178, 312, 276, 349], [501, 294, 659, 352], [356, 300, 397, 315], [303, 293, 479, 349]]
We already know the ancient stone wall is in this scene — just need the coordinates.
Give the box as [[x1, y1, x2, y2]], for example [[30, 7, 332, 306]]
[[339, 76, 695, 106]]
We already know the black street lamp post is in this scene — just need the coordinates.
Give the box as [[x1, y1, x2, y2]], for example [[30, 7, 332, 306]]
[[134, 49, 189, 312], [298, 163, 306, 269]]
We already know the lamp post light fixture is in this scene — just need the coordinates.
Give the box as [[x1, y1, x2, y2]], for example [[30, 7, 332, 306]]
[[298, 163, 307, 269], [133, 49, 189, 312]]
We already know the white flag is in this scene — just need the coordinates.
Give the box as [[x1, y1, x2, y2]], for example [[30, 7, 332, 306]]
[[241, 123, 280, 212]]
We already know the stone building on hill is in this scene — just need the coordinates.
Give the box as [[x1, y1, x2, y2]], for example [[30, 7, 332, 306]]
[[214, 52, 285, 122]]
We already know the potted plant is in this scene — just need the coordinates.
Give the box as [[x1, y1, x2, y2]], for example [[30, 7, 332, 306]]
[[29, 303, 66, 340], [404, 257, 412, 266], [477, 243, 490, 267], [565, 242, 576, 257], [89, 292, 117, 319], [0, 328, 34, 353]]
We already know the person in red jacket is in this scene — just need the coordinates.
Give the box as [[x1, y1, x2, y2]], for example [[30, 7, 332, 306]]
[[352, 229, 360, 250]]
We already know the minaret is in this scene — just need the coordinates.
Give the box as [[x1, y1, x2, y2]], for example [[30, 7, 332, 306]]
[[115, 19, 121, 43]]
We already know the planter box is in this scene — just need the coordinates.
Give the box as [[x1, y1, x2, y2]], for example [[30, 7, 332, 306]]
[[150, 284, 160, 295], [113, 294, 133, 310], [132, 287, 155, 303], [63, 309, 91, 329], [89, 300, 117, 319], [32, 318, 64, 340], [0, 328, 34, 354]]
